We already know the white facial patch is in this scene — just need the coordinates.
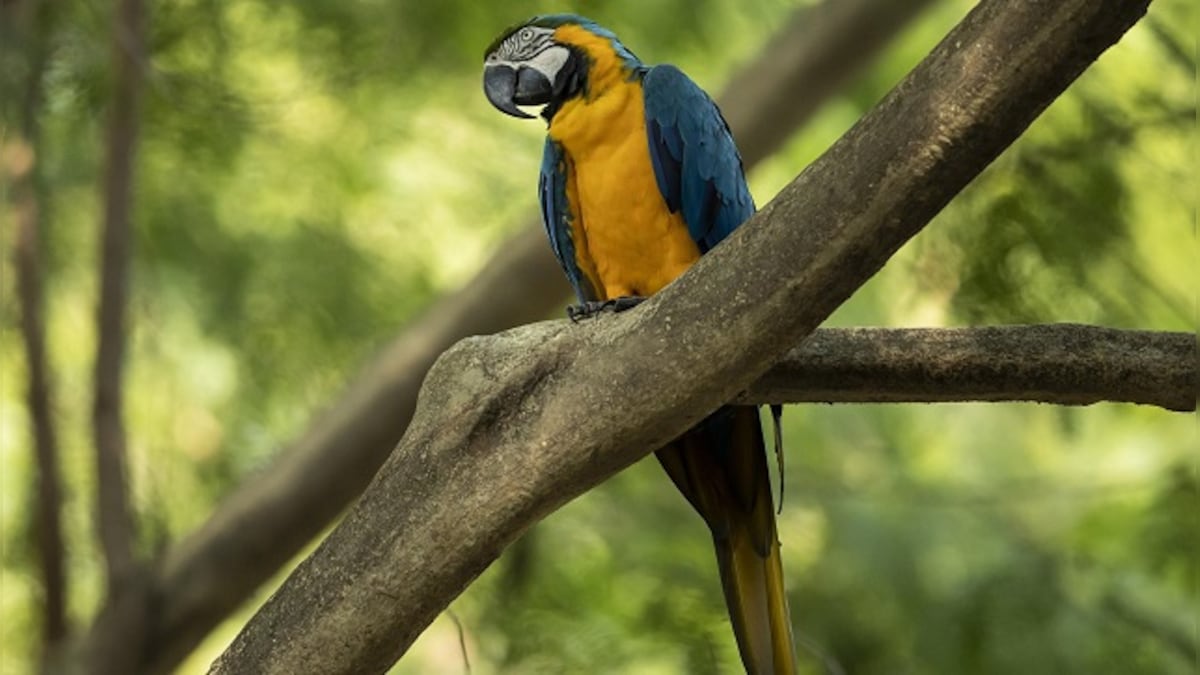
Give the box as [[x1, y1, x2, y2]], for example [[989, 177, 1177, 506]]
[[524, 45, 569, 81], [486, 25, 562, 74]]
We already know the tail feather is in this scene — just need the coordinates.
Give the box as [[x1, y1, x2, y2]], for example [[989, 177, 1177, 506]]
[[657, 406, 796, 675]]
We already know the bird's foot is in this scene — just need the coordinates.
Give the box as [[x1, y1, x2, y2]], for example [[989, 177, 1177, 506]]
[[567, 296, 646, 322]]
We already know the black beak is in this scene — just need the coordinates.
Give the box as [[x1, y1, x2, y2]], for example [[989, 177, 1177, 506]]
[[484, 64, 553, 119]]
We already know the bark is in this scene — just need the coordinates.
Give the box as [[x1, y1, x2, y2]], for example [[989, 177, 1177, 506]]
[[210, 1, 1154, 672], [739, 326, 1195, 412], [142, 2, 936, 671], [4, 0, 68, 666], [87, 0, 149, 671]]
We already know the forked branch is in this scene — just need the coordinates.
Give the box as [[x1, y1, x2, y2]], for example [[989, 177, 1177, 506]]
[[211, 1, 1155, 673]]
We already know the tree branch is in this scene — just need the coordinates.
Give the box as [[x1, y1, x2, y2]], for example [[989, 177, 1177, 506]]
[[210, 1, 1153, 672], [142, 2, 937, 670], [94, 0, 143, 588], [87, 0, 148, 672], [4, 0, 68, 665], [739, 326, 1196, 412]]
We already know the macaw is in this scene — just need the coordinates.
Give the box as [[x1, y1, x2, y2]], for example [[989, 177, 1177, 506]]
[[484, 15, 796, 674]]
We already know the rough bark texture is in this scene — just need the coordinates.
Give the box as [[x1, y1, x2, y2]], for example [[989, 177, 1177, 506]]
[[144, 3, 934, 671], [210, 1, 1154, 672], [737, 326, 1195, 411]]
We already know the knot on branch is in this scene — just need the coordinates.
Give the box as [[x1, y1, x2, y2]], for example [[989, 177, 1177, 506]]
[[411, 321, 577, 458]]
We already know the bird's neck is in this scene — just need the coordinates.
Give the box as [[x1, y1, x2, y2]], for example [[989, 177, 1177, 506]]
[[548, 76, 643, 159], [545, 25, 645, 126]]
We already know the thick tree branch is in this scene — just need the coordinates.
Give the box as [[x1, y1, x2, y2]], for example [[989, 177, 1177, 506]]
[[143, 2, 935, 671], [87, 0, 148, 672], [4, 0, 68, 664], [737, 326, 1195, 411], [211, 1, 1153, 672]]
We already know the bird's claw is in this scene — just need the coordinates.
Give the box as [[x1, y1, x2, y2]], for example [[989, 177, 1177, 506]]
[[567, 295, 645, 322]]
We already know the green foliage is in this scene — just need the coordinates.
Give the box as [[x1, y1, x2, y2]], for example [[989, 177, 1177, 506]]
[[1, 0, 1192, 673]]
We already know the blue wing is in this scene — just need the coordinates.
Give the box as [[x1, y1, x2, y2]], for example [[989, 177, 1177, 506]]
[[539, 138, 598, 302], [643, 65, 754, 253]]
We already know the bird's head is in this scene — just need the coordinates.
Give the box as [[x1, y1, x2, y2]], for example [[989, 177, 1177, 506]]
[[483, 14, 642, 121]]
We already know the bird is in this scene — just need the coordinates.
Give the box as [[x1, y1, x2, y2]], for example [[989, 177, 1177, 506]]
[[484, 15, 796, 674]]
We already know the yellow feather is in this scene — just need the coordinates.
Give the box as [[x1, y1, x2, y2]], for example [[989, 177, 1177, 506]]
[[548, 26, 700, 299]]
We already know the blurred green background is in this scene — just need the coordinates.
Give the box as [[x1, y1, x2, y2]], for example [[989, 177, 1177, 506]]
[[1, 0, 1193, 673]]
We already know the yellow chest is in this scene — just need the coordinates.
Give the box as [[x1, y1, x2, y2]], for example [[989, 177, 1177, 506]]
[[549, 81, 700, 299]]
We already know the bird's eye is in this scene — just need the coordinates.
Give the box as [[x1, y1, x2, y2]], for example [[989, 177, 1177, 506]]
[[486, 53, 497, 62], [519, 28, 534, 42]]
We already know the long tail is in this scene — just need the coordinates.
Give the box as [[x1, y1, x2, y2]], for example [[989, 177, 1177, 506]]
[[656, 406, 796, 675]]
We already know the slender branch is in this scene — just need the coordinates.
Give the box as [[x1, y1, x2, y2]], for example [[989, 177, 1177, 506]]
[[211, 1, 1153, 672], [4, 0, 68, 664], [739, 326, 1196, 412], [93, 0, 144, 586], [85, 2, 152, 673], [142, 2, 937, 671], [12, 161, 70, 667]]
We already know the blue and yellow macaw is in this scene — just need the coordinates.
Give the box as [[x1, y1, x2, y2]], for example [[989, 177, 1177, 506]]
[[484, 15, 796, 674]]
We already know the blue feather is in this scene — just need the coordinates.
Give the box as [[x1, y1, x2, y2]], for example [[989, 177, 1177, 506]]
[[643, 65, 754, 253], [539, 138, 597, 303]]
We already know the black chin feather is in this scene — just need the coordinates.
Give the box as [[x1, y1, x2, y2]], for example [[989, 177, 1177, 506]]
[[542, 47, 588, 122]]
